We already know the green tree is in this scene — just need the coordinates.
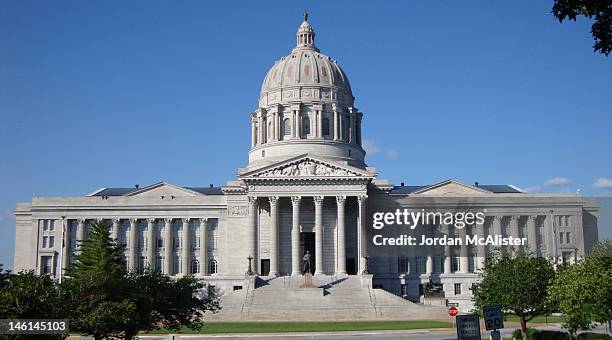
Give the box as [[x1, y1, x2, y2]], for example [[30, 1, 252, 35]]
[[472, 252, 555, 340], [548, 240, 612, 338], [61, 220, 130, 340], [552, 0, 611, 56], [0, 270, 61, 319]]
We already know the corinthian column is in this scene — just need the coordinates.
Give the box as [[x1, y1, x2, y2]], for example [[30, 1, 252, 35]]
[[527, 215, 537, 255], [76, 219, 85, 252], [509, 216, 519, 253], [291, 196, 301, 275], [492, 216, 502, 252], [62, 219, 71, 269], [147, 218, 156, 270], [336, 196, 347, 275], [199, 218, 208, 275], [458, 226, 468, 273], [111, 218, 120, 242], [357, 195, 368, 273], [164, 218, 173, 275], [269, 196, 279, 277], [333, 108, 339, 140], [129, 218, 138, 271], [314, 196, 324, 275], [476, 220, 486, 270], [247, 196, 258, 274], [181, 218, 191, 275]]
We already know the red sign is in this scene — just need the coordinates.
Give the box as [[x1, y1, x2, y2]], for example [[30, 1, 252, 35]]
[[448, 306, 459, 317]]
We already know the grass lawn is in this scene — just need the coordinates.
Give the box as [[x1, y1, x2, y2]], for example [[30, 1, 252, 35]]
[[506, 315, 564, 323], [148, 320, 453, 334]]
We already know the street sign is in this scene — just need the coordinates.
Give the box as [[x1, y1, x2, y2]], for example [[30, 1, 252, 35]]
[[448, 306, 459, 317], [456, 314, 482, 340], [483, 304, 504, 330], [490, 329, 501, 340]]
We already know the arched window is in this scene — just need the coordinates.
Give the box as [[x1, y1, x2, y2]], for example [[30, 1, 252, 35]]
[[283, 118, 291, 136], [208, 259, 218, 275], [322, 117, 330, 136], [302, 116, 310, 136], [191, 260, 200, 274]]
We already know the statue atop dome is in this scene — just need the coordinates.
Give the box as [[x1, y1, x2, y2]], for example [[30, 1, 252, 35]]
[[304, 10, 308, 22]]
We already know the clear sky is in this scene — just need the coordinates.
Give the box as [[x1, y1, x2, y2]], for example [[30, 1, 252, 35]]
[[1, 1, 610, 270]]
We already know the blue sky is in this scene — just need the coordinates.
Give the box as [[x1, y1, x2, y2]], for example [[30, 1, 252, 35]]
[[1, 1, 611, 269]]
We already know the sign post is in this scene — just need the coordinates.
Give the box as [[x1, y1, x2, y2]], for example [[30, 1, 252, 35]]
[[483, 304, 504, 339], [448, 306, 459, 328], [456, 314, 482, 340]]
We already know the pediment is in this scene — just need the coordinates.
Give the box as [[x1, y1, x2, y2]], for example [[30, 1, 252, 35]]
[[125, 182, 201, 197], [241, 155, 373, 179], [412, 180, 492, 195]]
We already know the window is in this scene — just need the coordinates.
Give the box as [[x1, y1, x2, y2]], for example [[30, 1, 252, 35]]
[[559, 232, 564, 244], [322, 117, 330, 136], [156, 256, 163, 271], [191, 260, 200, 274], [468, 256, 475, 273], [283, 118, 291, 136], [41, 256, 53, 275], [566, 232, 571, 244], [451, 256, 459, 272], [434, 256, 444, 273], [233, 285, 243, 291], [454, 283, 462, 295], [208, 259, 218, 275], [173, 257, 180, 275], [138, 256, 145, 273], [302, 116, 310, 135], [48, 236, 55, 248], [157, 238, 163, 248], [416, 256, 426, 274], [397, 256, 409, 274]]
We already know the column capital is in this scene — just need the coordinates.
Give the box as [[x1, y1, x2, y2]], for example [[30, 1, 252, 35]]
[[269, 196, 279, 206], [291, 196, 302, 206], [129, 218, 138, 224], [492, 215, 502, 222], [248, 196, 257, 205], [147, 218, 156, 224], [77, 218, 86, 225], [112, 218, 121, 225], [357, 195, 368, 204], [336, 196, 346, 205], [313, 196, 324, 205], [510, 215, 519, 223], [95, 217, 104, 223], [182, 218, 191, 224], [164, 218, 173, 224], [199, 218, 208, 225], [527, 215, 537, 222]]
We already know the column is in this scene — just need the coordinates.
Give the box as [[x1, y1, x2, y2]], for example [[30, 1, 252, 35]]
[[296, 110, 301, 139], [247, 196, 258, 274], [527, 215, 537, 255], [62, 219, 71, 270], [357, 195, 368, 273], [317, 110, 323, 138], [333, 109, 339, 140], [314, 196, 324, 275], [274, 111, 279, 141], [269, 196, 279, 277], [350, 114, 357, 144], [291, 196, 301, 275], [476, 219, 486, 270], [251, 116, 257, 147], [292, 110, 298, 138], [199, 218, 208, 276], [181, 218, 191, 275], [111, 218, 120, 241], [459, 226, 469, 273], [509, 215, 519, 252], [443, 223, 451, 274], [129, 218, 138, 271], [164, 218, 173, 275], [426, 255, 433, 275], [258, 112, 264, 144], [76, 218, 85, 252], [492, 216, 502, 252], [147, 218, 155, 270], [336, 196, 347, 275]]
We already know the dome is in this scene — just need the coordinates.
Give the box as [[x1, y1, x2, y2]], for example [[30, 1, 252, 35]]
[[258, 17, 354, 108]]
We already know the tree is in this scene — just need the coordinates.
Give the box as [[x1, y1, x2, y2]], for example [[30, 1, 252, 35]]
[[0, 270, 61, 319], [61, 220, 130, 340], [552, 0, 611, 56], [548, 240, 612, 338], [472, 252, 556, 340]]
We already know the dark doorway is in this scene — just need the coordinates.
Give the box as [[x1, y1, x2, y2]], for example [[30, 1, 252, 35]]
[[260, 259, 270, 276], [300, 232, 315, 274], [347, 258, 356, 275]]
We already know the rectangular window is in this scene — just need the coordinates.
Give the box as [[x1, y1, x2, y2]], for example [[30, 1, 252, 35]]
[[559, 232, 564, 244], [48, 236, 55, 248], [397, 256, 409, 273], [451, 256, 459, 272], [416, 256, 426, 274], [138, 257, 145, 273], [42, 256, 53, 274], [42, 236, 48, 248], [49, 220, 55, 231], [157, 238, 163, 248], [173, 257, 180, 275], [566, 232, 571, 244], [156, 256, 163, 271], [468, 256, 475, 273], [454, 283, 461, 295]]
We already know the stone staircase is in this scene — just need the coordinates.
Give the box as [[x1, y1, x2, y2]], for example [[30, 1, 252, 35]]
[[205, 275, 448, 322]]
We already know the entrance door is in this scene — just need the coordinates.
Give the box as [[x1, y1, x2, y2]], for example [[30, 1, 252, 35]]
[[299, 232, 315, 274], [347, 258, 356, 275], [260, 259, 270, 276]]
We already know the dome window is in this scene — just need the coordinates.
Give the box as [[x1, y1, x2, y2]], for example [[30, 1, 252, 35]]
[[283, 118, 291, 136], [302, 116, 310, 136], [322, 118, 330, 136]]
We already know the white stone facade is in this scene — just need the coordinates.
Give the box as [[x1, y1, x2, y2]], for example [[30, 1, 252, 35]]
[[13, 16, 599, 313]]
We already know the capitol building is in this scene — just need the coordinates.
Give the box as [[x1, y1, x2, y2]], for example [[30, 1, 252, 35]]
[[13, 15, 599, 318]]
